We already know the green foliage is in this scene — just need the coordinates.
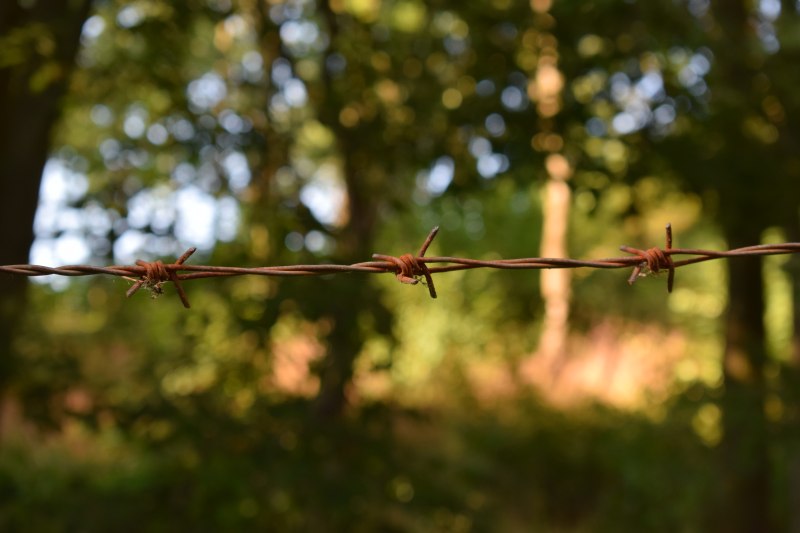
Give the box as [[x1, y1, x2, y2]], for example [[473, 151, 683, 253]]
[[1, 396, 720, 532]]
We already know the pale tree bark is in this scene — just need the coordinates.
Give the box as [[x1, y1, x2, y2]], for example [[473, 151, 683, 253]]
[[537, 155, 572, 365], [520, 0, 571, 382]]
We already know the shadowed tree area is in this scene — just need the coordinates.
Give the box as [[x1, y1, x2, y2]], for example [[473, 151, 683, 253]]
[[1, 0, 799, 531]]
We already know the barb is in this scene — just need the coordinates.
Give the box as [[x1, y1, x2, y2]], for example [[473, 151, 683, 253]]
[[2, 223, 799, 307], [621, 224, 675, 292], [372, 226, 439, 298], [125, 247, 195, 308]]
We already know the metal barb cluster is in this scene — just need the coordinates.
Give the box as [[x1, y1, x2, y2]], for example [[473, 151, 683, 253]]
[[3, 223, 800, 308], [372, 226, 439, 298], [621, 224, 676, 292], [124, 247, 196, 308]]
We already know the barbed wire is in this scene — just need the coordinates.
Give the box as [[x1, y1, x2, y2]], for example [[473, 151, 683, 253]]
[[1, 224, 799, 309]]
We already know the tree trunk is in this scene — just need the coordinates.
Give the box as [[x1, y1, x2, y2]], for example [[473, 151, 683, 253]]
[[311, 276, 373, 419], [717, 222, 770, 533], [310, 139, 379, 419], [703, 1, 772, 526], [523, 3, 571, 384], [307, 0, 390, 419], [783, 222, 800, 533], [0, 0, 92, 436], [537, 156, 572, 371]]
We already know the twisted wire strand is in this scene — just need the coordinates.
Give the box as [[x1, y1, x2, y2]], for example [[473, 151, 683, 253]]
[[2, 225, 799, 308]]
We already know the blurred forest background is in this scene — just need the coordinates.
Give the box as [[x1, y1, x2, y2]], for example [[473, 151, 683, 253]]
[[2, 0, 800, 531]]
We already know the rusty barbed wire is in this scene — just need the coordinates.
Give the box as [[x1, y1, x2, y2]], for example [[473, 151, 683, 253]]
[[2, 224, 800, 309]]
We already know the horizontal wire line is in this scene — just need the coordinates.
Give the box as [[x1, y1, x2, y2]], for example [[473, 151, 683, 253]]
[[2, 225, 799, 307]]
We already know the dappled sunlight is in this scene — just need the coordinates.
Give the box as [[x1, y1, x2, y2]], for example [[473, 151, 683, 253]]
[[266, 315, 325, 397], [268, 334, 322, 397], [464, 358, 519, 405], [352, 314, 697, 414], [1, 408, 138, 469], [521, 320, 687, 409]]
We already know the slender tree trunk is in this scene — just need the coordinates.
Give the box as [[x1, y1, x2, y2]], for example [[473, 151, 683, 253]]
[[783, 222, 800, 533], [717, 222, 770, 533], [523, 2, 572, 383], [0, 0, 92, 437], [702, 2, 772, 527], [311, 276, 373, 418], [537, 157, 572, 367], [310, 1, 382, 419], [311, 144, 379, 418], [786, 224, 800, 368]]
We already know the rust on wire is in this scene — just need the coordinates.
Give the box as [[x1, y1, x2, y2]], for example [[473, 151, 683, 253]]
[[372, 225, 439, 298], [621, 224, 676, 292], [3, 223, 800, 307], [125, 247, 196, 308]]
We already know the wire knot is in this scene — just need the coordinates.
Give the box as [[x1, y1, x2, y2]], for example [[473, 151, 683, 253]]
[[142, 260, 169, 284], [620, 224, 676, 293], [641, 247, 673, 274], [373, 227, 440, 299], [400, 253, 432, 283], [125, 248, 196, 308]]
